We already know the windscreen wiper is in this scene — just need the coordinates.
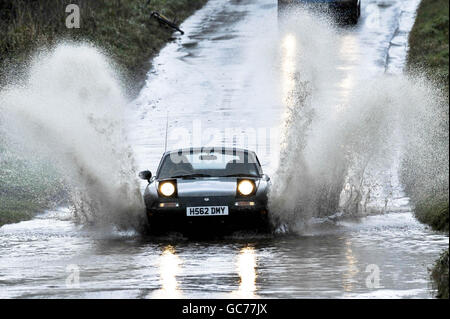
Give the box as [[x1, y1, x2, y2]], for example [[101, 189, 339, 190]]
[[171, 174, 211, 179], [222, 174, 259, 178]]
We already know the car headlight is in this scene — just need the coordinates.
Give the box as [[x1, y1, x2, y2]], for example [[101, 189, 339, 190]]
[[159, 181, 176, 197], [237, 180, 255, 196]]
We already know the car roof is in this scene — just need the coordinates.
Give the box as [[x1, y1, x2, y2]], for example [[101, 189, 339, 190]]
[[163, 147, 257, 156], [156, 147, 263, 178]]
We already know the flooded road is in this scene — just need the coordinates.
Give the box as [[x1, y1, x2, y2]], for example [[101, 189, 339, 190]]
[[0, 210, 447, 298], [1, 0, 448, 298]]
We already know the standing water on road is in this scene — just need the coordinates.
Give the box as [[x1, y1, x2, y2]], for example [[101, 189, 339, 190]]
[[1, 0, 448, 298]]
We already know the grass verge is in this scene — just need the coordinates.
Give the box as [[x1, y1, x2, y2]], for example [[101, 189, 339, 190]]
[[431, 249, 449, 299], [0, 198, 44, 227], [0, 0, 207, 95], [0, 141, 66, 227], [406, 0, 449, 299], [407, 0, 449, 90], [414, 198, 449, 232]]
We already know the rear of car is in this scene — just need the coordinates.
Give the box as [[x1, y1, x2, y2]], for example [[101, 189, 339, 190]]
[[278, 0, 361, 24]]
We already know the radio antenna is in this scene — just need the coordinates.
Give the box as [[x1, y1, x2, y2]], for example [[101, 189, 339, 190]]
[[164, 111, 169, 152]]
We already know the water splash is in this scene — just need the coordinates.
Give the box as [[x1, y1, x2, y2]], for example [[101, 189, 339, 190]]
[[269, 10, 448, 232], [0, 43, 146, 231]]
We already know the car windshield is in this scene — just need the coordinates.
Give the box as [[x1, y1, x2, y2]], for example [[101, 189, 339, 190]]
[[157, 149, 261, 179]]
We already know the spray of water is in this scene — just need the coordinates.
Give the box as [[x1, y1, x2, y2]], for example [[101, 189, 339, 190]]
[[269, 10, 448, 231], [0, 43, 146, 231]]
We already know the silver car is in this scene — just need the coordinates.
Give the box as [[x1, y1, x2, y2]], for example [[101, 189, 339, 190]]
[[139, 147, 271, 236]]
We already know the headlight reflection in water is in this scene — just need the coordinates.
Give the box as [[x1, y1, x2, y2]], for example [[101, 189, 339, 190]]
[[153, 245, 183, 298], [231, 246, 258, 298]]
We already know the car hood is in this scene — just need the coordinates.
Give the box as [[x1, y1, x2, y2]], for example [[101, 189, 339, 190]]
[[176, 178, 256, 197]]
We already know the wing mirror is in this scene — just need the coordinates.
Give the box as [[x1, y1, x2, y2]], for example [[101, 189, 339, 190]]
[[139, 170, 152, 182], [262, 174, 270, 181]]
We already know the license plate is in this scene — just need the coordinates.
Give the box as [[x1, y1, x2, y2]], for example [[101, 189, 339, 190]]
[[186, 206, 229, 217]]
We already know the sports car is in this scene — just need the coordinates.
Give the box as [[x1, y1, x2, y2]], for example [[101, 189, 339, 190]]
[[139, 147, 271, 236]]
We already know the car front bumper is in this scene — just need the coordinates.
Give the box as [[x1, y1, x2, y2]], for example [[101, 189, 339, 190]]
[[146, 197, 270, 235]]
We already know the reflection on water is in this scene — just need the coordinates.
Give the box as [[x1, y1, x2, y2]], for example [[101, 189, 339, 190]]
[[152, 245, 183, 299], [339, 34, 359, 65], [231, 246, 258, 298], [337, 34, 359, 105], [342, 239, 360, 292], [280, 32, 299, 154], [281, 33, 298, 110]]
